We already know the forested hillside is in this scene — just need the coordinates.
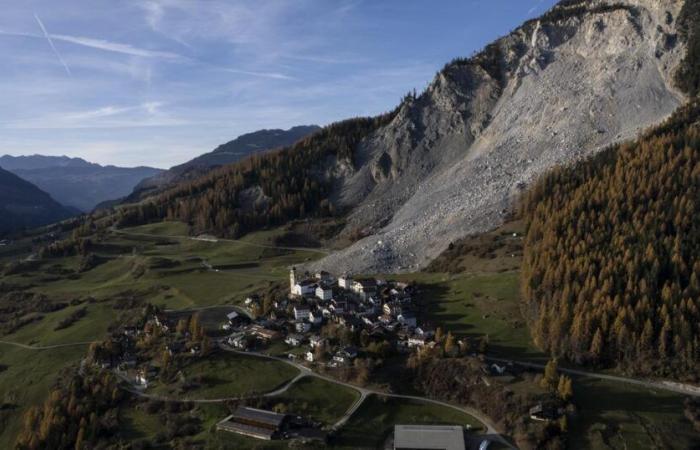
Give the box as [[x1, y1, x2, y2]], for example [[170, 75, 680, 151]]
[[113, 114, 395, 237], [520, 103, 700, 379], [0, 167, 76, 234]]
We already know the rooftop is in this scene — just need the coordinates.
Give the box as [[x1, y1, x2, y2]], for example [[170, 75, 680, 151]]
[[393, 425, 465, 450], [232, 406, 287, 428]]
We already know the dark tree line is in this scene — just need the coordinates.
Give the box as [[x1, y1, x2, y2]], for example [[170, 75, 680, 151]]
[[113, 113, 397, 238], [520, 103, 700, 379]]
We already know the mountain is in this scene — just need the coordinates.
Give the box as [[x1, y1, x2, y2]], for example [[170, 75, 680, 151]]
[[0, 166, 76, 234], [127, 125, 320, 200], [0, 155, 163, 212], [114, 0, 689, 274]]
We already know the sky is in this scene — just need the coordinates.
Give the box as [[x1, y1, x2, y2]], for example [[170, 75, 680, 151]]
[[0, 0, 558, 169]]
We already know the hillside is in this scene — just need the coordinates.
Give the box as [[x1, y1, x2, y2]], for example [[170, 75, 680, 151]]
[[127, 125, 320, 200], [0, 166, 76, 234], [0, 155, 162, 212], [112, 0, 688, 274], [520, 102, 700, 379]]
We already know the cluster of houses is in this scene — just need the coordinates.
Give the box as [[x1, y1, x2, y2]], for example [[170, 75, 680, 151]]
[[222, 268, 439, 366]]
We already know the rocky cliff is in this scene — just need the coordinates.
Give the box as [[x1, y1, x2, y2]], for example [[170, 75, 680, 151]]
[[314, 0, 687, 273]]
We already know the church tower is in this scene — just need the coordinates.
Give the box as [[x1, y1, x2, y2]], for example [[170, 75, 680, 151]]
[[289, 267, 297, 293]]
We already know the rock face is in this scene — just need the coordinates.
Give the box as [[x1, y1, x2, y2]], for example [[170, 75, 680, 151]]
[[314, 0, 687, 274]]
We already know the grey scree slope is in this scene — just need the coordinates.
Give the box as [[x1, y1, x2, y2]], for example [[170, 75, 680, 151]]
[[312, 0, 686, 274]]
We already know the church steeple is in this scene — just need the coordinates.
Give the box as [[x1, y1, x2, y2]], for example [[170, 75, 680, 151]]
[[290, 267, 297, 293]]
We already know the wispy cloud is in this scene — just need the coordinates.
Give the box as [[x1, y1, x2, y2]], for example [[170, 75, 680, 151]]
[[51, 33, 182, 59], [527, 0, 546, 16], [33, 13, 71, 75]]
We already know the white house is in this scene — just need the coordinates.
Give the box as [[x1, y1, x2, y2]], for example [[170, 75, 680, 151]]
[[295, 322, 312, 333], [338, 275, 353, 289], [315, 285, 333, 301], [293, 306, 311, 321], [293, 280, 317, 297], [305, 351, 314, 362], [285, 334, 304, 346]]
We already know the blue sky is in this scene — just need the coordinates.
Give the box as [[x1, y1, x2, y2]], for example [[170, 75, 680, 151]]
[[0, 0, 558, 168]]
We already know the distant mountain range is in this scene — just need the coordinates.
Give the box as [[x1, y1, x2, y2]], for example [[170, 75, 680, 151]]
[[127, 125, 320, 201], [0, 166, 77, 235], [0, 155, 163, 212]]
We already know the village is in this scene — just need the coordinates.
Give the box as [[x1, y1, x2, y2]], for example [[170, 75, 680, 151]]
[[82, 266, 570, 449], [222, 267, 435, 365]]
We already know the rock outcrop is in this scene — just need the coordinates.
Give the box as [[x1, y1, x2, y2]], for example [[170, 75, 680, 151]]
[[314, 0, 687, 273]]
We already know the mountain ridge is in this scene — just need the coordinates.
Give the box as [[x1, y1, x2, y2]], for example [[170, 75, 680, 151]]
[[0, 166, 77, 234], [0, 155, 164, 212]]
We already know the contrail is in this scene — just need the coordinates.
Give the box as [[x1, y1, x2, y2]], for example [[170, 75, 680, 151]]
[[33, 12, 71, 76]]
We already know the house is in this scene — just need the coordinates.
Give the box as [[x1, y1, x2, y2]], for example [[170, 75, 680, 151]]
[[135, 371, 148, 387], [315, 285, 333, 301], [305, 351, 315, 362], [293, 306, 311, 321], [244, 295, 261, 307], [292, 280, 317, 297], [228, 333, 249, 349], [315, 271, 332, 282], [408, 335, 428, 347], [397, 312, 417, 328], [529, 403, 562, 422], [383, 303, 402, 317], [285, 334, 304, 346], [330, 300, 346, 314], [295, 322, 312, 333], [309, 335, 326, 348], [309, 311, 323, 325], [338, 275, 353, 289], [352, 279, 377, 299], [249, 325, 281, 341]]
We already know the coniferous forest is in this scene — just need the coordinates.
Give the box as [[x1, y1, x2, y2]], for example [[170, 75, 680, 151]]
[[520, 103, 700, 379]]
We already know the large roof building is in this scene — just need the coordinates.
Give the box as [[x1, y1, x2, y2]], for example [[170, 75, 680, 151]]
[[393, 425, 466, 450]]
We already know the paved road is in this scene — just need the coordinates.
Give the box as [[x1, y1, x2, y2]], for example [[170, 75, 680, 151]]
[[114, 366, 310, 404], [486, 356, 700, 398], [218, 344, 511, 447], [0, 339, 97, 350]]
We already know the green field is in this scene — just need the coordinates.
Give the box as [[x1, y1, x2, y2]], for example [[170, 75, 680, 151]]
[[332, 395, 482, 449], [570, 378, 699, 450], [148, 352, 299, 400], [0, 221, 325, 446], [266, 376, 360, 426], [0, 344, 88, 449]]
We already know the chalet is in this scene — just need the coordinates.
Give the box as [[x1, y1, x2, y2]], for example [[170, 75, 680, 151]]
[[408, 335, 428, 347], [309, 335, 326, 348], [338, 275, 353, 289], [285, 334, 304, 346], [228, 333, 249, 349], [383, 303, 402, 317], [292, 280, 317, 297], [529, 404, 562, 422], [352, 278, 377, 299], [249, 325, 281, 341], [305, 351, 315, 362], [315, 271, 332, 282], [293, 306, 311, 321], [295, 322, 312, 333], [315, 285, 333, 301], [217, 406, 288, 440]]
